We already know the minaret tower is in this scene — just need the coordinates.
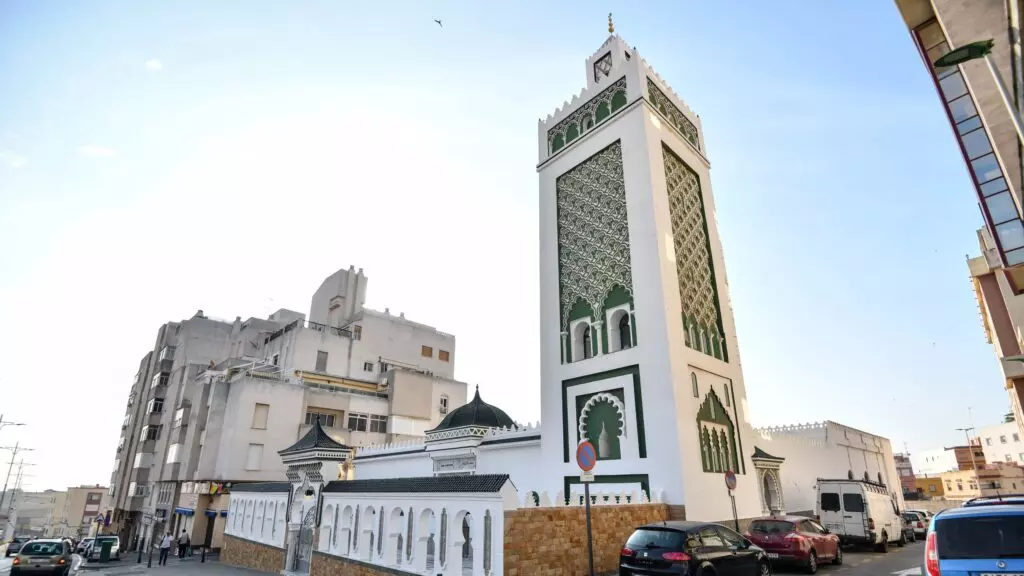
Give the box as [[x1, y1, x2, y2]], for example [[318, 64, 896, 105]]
[[537, 17, 760, 520]]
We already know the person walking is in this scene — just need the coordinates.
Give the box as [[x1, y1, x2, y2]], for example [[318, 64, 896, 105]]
[[158, 532, 172, 565], [177, 530, 188, 560]]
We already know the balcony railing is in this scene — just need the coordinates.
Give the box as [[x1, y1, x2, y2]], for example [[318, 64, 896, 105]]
[[264, 318, 354, 345], [151, 372, 169, 389]]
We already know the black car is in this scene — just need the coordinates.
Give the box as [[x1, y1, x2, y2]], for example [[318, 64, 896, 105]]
[[620, 521, 771, 575], [6, 536, 31, 557]]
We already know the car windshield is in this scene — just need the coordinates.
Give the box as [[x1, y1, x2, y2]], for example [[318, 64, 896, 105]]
[[749, 520, 794, 534], [625, 529, 686, 550], [97, 537, 117, 543], [938, 515, 1024, 559], [21, 542, 62, 556], [902, 513, 918, 521]]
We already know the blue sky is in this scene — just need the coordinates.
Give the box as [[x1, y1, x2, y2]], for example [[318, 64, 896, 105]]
[[0, 0, 1007, 491]]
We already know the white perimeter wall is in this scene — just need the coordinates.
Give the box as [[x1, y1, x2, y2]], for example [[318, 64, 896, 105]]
[[224, 491, 288, 549]]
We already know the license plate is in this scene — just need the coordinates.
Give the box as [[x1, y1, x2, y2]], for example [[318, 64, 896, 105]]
[[767, 553, 779, 559]]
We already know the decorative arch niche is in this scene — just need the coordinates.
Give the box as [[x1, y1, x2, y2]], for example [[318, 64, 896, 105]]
[[578, 391, 627, 460]]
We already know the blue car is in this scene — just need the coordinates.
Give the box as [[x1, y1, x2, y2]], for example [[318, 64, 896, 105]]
[[925, 501, 1024, 575]]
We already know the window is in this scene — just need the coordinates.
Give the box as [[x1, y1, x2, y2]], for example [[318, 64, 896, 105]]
[[937, 515, 1024, 559], [245, 444, 263, 471], [363, 361, 374, 372], [348, 413, 368, 432], [439, 395, 449, 415], [439, 350, 450, 362], [352, 325, 362, 340], [140, 425, 161, 442], [315, 350, 329, 372], [928, 484, 936, 493], [151, 372, 169, 389], [582, 326, 593, 359], [173, 408, 185, 428], [723, 383, 730, 407], [252, 403, 269, 429], [1000, 435, 1008, 444], [148, 398, 164, 414], [271, 353, 279, 366], [691, 373, 698, 398], [820, 492, 840, 512], [421, 345, 433, 358], [842, 493, 865, 513], [370, 415, 388, 433], [166, 444, 182, 464], [986, 438, 993, 446], [1014, 433, 1021, 442], [87, 492, 101, 504], [618, 313, 632, 350], [1007, 454, 1013, 462], [305, 411, 336, 428]]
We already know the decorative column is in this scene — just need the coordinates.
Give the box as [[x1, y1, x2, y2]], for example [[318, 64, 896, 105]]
[[593, 321, 604, 356], [471, 512, 485, 575], [442, 513, 465, 576], [560, 332, 568, 363]]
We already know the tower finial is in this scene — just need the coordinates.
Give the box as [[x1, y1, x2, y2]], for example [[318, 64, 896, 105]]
[[608, 13, 614, 34]]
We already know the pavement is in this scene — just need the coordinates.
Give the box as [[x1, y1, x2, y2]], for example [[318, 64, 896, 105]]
[[773, 541, 925, 576]]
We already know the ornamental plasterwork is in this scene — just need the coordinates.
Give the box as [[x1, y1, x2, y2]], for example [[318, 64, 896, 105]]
[[662, 145, 727, 360], [556, 140, 633, 330], [593, 52, 613, 83], [647, 78, 700, 151], [424, 426, 491, 442], [578, 392, 627, 440], [548, 76, 627, 154], [432, 455, 477, 474]]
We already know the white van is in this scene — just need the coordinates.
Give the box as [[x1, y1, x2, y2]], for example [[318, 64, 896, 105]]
[[816, 479, 904, 552]]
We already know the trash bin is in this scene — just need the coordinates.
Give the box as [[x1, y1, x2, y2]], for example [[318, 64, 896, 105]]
[[99, 540, 113, 563]]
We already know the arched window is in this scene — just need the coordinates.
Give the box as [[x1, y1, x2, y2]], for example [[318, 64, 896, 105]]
[[723, 383, 731, 407], [582, 325, 593, 359], [691, 373, 699, 398], [877, 472, 884, 486], [618, 313, 632, 350]]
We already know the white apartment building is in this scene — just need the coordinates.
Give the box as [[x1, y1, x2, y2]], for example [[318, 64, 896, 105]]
[[115, 266, 468, 552], [978, 421, 1024, 466], [913, 447, 961, 476]]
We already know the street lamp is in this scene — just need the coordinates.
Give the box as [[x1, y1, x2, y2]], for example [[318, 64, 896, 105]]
[[934, 39, 1024, 146], [955, 427, 980, 470]]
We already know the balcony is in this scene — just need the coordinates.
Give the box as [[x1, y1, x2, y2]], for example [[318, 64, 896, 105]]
[[159, 345, 176, 363], [151, 372, 169, 390]]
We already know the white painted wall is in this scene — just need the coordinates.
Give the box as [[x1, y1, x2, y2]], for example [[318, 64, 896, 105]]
[[914, 447, 960, 476], [756, 422, 905, 515], [224, 491, 288, 549], [978, 421, 1024, 465]]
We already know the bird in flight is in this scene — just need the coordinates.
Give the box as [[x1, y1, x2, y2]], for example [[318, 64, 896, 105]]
[[434, 18, 442, 27]]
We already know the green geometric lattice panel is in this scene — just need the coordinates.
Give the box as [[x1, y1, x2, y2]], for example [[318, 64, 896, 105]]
[[556, 140, 633, 332], [662, 144, 727, 361]]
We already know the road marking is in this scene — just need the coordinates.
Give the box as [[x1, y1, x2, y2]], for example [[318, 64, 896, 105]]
[[892, 567, 922, 576]]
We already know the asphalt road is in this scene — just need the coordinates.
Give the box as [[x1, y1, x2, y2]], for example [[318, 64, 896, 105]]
[[774, 541, 924, 576]]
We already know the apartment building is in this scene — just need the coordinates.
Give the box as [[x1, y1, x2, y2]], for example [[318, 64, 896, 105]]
[[52, 485, 110, 539], [914, 443, 987, 474], [2, 490, 62, 538], [940, 462, 1024, 500], [894, 1, 1024, 426], [978, 420, 1024, 465], [894, 453, 916, 493], [109, 266, 468, 551], [42, 491, 67, 537]]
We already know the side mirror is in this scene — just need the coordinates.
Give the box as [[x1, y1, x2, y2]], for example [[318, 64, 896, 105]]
[[822, 528, 830, 534]]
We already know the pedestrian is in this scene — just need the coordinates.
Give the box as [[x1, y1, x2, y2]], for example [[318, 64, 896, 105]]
[[159, 532, 172, 565], [177, 530, 188, 560]]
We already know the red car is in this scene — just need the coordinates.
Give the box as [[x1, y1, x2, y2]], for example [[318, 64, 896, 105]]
[[744, 515, 842, 574]]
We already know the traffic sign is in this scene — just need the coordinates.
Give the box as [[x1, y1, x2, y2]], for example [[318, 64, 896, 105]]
[[724, 470, 737, 491], [576, 441, 597, 472], [580, 472, 595, 483]]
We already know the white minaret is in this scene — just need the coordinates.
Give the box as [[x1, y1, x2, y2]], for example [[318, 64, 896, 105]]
[[537, 17, 760, 521]]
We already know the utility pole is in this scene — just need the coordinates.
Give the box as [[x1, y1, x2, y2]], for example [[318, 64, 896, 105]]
[[6, 460, 35, 517], [0, 442, 34, 514]]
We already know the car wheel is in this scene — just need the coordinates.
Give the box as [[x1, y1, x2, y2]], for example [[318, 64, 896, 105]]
[[806, 550, 818, 574], [876, 532, 889, 553], [759, 560, 772, 576], [832, 546, 843, 565], [898, 531, 906, 547]]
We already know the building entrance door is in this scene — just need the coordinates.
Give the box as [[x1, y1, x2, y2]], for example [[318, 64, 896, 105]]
[[292, 507, 315, 574]]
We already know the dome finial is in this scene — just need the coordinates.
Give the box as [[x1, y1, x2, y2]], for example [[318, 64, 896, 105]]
[[608, 13, 614, 34]]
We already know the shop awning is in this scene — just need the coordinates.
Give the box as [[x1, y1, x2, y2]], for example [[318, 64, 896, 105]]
[[173, 508, 194, 516], [203, 510, 217, 517], [219, 510, 228, 517]]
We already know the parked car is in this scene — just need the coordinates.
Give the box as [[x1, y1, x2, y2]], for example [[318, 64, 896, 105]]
[[619, 520, 771, 575], [10, 538, 74, 575], [817, 478, 904, 551], [900, 514, 917, 543], [925, 501, 1024, 576], [744, 515, 841, 574], [908, 508, 935, 519], [903, 511, 928, 539], [6, 536, 32, 557], [72, 539, 91, 556], [86, 535, 120, 561]]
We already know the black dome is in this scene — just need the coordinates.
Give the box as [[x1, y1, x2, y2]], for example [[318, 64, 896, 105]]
[[429, 386, 515, 432]]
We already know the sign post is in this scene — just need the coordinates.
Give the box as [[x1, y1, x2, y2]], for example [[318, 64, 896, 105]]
[[724, 470, 739, 532], [576, 441, 598, 576]]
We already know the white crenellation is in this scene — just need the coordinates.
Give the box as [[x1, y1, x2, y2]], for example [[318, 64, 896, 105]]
[[355, 438, 426, 458], [483, 422, 542, 441], [519, 488, 658, 508], [641, 55, 702, 131]]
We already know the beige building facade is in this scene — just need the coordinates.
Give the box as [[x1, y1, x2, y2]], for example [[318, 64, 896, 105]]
[[895, 0, 1024, 428], [54, 485, 110, 538], [940, 462, 1024, 500]]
